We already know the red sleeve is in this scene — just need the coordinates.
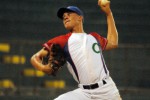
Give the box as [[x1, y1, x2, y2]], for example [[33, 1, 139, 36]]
[[42, 33, 72, 50], [90, 32, 108, 50]]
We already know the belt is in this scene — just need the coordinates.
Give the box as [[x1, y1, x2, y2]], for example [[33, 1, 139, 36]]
[[79, 79, 107, 90]]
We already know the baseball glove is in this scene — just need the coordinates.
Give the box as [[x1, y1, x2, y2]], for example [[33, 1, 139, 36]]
[[42, 44, 66, 76]]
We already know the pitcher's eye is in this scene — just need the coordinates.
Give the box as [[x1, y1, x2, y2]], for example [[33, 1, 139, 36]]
[[67, 12, 73, 15], [63, 12, 74, 20]]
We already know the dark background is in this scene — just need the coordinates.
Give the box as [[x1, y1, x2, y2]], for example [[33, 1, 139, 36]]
[[0, 0, 150, 100]]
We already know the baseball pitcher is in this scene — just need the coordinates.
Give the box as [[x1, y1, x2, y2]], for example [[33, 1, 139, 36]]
[[30, 0, 122, 99]]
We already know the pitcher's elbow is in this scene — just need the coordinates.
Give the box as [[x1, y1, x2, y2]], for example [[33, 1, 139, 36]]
[[113, 44, 118, 48], [30, 55, 34, 64], [105, 43, 118, 50]]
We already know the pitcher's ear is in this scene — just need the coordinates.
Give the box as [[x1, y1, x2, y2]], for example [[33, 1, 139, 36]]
[[78, 16, 83, 21]]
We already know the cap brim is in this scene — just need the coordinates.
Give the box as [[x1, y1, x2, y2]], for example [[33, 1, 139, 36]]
[[57, 8, 75, 19]]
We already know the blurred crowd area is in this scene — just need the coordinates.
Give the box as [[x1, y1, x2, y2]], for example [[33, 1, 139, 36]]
[[0, 0, 150, 100]]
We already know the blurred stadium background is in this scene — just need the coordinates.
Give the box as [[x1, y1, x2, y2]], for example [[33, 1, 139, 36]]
[[0, 0, 150, 100]]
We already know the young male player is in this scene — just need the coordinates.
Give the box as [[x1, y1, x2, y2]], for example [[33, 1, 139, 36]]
[[31, 0, 122, 99]]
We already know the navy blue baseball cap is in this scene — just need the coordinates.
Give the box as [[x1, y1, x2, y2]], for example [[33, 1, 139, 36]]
[[57, 6, 84, 19]]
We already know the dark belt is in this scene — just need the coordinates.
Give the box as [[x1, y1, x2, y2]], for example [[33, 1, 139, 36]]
[[83, 80, 107, 90]]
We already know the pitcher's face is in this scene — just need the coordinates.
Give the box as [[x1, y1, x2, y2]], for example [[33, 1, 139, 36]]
[[63, 12, 82, 31]]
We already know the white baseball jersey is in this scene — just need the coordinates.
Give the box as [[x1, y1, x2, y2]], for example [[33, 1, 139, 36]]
[[43, 32, 121, 100], [65, 33, 109, 84], [43, 32, 109, 83]]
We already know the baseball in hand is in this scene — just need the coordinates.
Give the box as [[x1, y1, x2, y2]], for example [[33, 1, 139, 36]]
[[101, 0, 109, 6]]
